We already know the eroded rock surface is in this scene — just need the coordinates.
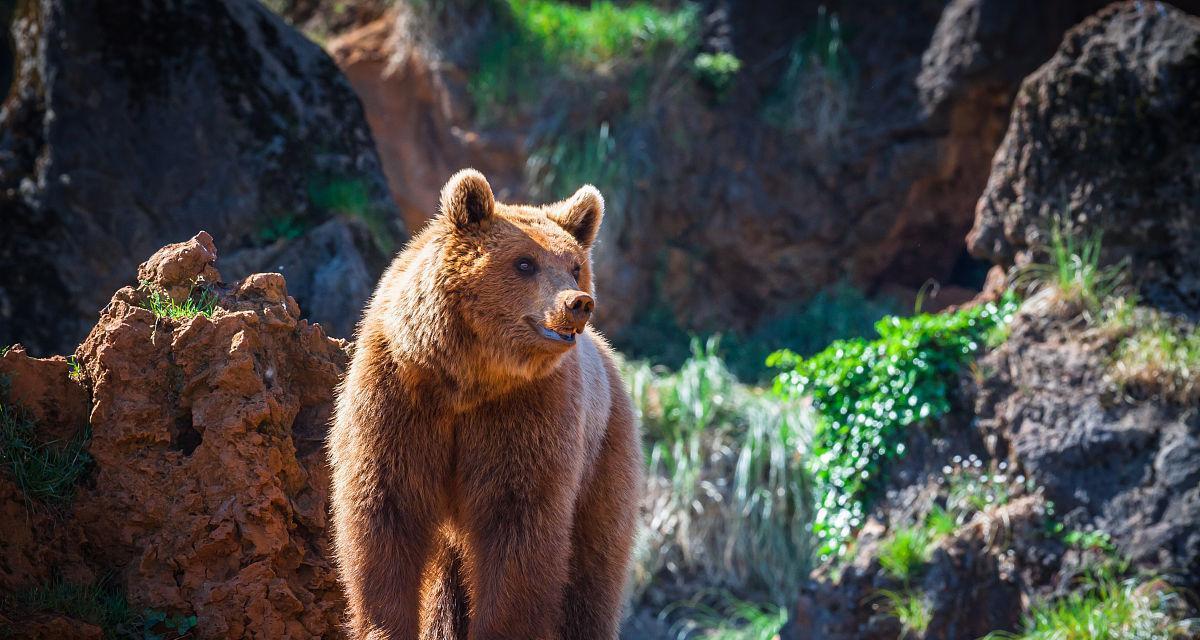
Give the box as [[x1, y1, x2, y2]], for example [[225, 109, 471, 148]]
[[969, 1, 1200, 312], [2, 233, 351, 639]]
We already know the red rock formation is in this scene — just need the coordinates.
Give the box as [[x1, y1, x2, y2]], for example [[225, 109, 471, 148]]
[[2, 233, 351, 639]]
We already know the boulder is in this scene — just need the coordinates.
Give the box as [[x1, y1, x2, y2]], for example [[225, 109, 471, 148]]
[[0, 0, 402, 356], [968, 1, 1200, 313], [66, 233, 351, 638]]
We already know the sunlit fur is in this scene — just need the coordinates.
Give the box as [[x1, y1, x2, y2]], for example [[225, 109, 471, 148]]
[[328, 169, 642, 640]]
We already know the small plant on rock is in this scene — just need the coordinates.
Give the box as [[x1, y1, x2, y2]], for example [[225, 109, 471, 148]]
[[0, 377, 91, 506], [693, 51, 742, 96], [879, 589, 932, 638], [1013, 220, 1126, 320], [138, 281, 217, 321]]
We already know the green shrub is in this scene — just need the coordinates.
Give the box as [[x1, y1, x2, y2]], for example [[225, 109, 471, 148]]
[[693, 51, 742, 95], [0, 378, 91, 506], [984, 574, 1198, 640], [138, 281, 217, 321], [627, 338, 814, 602], [770, 292, 1019, 560]]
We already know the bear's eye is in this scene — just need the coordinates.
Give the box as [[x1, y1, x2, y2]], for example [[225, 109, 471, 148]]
[[572, 264, 582, 282], [515, 257, 537, 276]]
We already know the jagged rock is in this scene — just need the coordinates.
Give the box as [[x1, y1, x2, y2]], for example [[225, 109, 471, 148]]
[[0, 0, 402, 356], [63, 234, 351, 638], [968, 1, 1200, 313], [975, 309, 1200, 589]]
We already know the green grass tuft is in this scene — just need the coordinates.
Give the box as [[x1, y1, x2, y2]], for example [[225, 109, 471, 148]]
[[984, 574, 1198, 640], [470, 0, 699, 117], [627, 338, 814, 603], [2, 578, 133, 639], [666, 595, 789, 640], [770, 292, 1018, 560], [1013, 220, 1126, 319], [1109, 311, 1200, 404], [763, 5, 855, 145], [879, 589, 932, 638], [0, 379, 91, 506], [693, 52, 743, 96], [877, 526, 934, 583], [138, 281, 218, 322]]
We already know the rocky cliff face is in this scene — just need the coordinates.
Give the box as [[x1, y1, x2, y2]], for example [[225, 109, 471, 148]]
[[1, 233, 350, 639], [787, 4, 1200, 638], [321, 0, 1162, 337], [969, 1, 1200, 314], [0, 0, 402, 356]]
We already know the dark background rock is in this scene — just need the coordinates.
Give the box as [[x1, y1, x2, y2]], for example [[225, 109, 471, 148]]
[[968, 1, 1200, 314], [0, 0, 403, 356]]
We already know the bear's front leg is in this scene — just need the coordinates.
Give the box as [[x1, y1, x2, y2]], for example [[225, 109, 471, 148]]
[[457, 435, 581, 640]]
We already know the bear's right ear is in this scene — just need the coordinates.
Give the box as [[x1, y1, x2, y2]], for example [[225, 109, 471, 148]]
[[440, 169, 495, 231]]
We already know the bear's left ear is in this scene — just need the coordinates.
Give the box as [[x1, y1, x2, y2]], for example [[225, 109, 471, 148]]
[[552, 185, 604, 248], [440, 168, 495, 231]]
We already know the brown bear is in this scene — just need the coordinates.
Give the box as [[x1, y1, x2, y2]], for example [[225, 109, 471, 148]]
[[328, 169, 643, 640]]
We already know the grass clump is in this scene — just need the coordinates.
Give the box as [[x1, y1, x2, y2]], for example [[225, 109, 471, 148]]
[[1109, 312, 1200, 404], [984, 574, 1198, 640], [138, 281, 217, 322], [470, 0, 699, 116], [1014, 221, 1126, 319], [879, 589, 932, 638], [0, 378, 91, 506], [770, 292, 1018, 560], [763, 5, 855, 146], [693, 52, 742, 96], [877, 526, 935, 583], [627, 338, 814, 603], [666, 595, 789, 640], [2, 578, 133, 639]]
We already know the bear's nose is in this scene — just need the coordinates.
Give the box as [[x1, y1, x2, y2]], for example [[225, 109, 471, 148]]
[[564, 292, 594, 333]]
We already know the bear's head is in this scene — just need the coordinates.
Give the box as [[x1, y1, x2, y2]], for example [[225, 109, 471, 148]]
[[435, 169, 604, 379]]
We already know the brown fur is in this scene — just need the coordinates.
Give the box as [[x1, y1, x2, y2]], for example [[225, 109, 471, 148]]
[[329, 169, 643, 639]]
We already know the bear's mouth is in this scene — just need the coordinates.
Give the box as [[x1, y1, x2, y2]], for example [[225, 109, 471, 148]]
[[526, 318, 576, 344]]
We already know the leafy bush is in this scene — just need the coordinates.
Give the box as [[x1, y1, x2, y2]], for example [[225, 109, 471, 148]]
[[693, 52, 742, 96], [0, 377, 91, 506], [770, 293, 1019, 560], [627, 338, 814, 603], [138, 281, 217, 321]]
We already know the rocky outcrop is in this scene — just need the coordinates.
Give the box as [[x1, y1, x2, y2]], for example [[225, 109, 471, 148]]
[[323, 0, 1131, 336], [968, 1, 1200, 313], [0, 0, 402, 356], [975, 306, 1200, 588], [1, 233, 350, 639]]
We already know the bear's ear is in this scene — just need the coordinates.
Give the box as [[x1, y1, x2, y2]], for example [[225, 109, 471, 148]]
[[552, 185, 604, 248], [440, 169, 495, 231]]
